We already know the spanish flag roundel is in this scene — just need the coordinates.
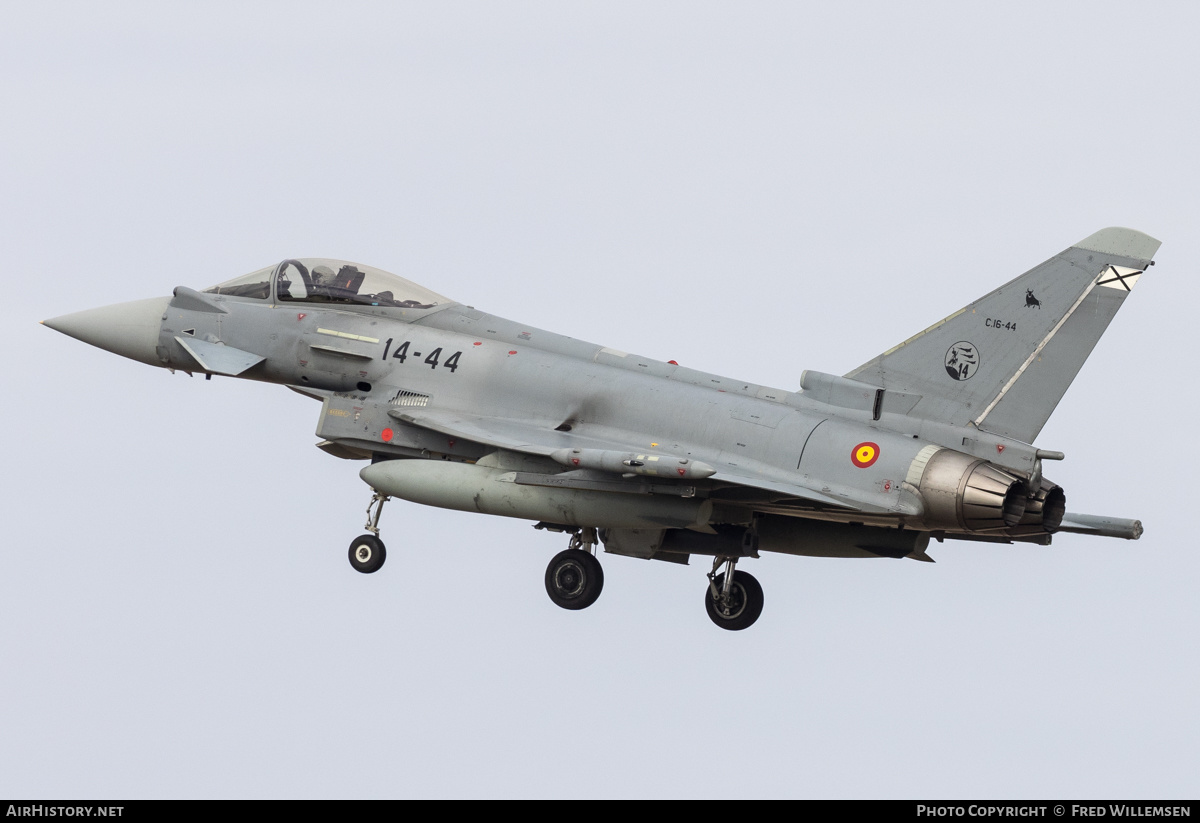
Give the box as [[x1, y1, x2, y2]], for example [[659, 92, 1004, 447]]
[[851, 441, 880, 468]]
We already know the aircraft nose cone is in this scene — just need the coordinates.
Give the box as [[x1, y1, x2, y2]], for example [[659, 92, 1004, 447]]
[[43, 296, 170, 367]]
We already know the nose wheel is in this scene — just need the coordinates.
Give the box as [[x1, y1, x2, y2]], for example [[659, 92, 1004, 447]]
[[349, 492, 390, 574], [349, 534, 386, 574]]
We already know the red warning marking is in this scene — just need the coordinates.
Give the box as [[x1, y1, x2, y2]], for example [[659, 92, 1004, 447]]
[[851, 441, 880, 468], [448, 439, 456, 447], [473, 341, 482, 346], [668, 360, 678, 365], [572, 458, 580, 466], [883, 480, 892, 492], [381, 428, 394, 442], [297, 313, 306, 320], [508, 350, 517, 355], [996, 444, 1005, 453], [678, 468, 686, 476]]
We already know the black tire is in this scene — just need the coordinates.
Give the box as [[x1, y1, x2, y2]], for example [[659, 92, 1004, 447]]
[[545, 548, 604, 610], [348, 534, 386, 574], [704, 570, 763, 631]]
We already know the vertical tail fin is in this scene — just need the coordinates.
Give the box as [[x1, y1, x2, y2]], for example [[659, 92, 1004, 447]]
[[845, 227, 1160, 443]]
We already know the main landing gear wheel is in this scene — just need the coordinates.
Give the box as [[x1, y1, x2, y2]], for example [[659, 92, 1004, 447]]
[[545, 548, 604, 610], [348, 534, 386, 574], [705, 569, 763, 631]]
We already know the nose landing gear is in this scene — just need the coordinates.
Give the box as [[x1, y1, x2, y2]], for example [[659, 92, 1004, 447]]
[[349, 492, 390, 574]]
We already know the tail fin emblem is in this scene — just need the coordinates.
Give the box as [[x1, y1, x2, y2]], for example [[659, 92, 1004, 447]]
[[944, 342, 979, 381]]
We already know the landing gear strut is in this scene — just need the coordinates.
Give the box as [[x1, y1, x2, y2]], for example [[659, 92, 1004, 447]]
[[704, 556, 763, 631], [545, 527, 604, 610], [349, 492, 390, 574]]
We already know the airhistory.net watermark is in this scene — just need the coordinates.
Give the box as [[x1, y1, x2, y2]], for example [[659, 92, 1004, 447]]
[[5, 807, 123, 817]]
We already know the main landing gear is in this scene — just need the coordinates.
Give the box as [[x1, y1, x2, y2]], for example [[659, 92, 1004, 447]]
[[704, 556, 764, 631], [348, 492, 390, 574], [353, 506, 765, 630], [544, 527, 604, 610]]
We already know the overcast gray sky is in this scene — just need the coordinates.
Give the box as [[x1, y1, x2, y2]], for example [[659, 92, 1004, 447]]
[[3, 1, 1197, 799]]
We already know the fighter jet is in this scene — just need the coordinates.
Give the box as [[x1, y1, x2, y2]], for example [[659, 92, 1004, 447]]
[[42, 228, 1156, 630]]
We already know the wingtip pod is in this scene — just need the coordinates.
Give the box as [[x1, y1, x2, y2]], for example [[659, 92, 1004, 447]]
[[1074, 227, 1161, 262]]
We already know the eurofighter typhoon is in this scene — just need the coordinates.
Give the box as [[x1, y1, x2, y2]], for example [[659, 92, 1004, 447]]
[[43, 228, 1155, 630]]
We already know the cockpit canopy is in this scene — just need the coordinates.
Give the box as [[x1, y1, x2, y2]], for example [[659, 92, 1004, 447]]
[[203, 258, 449, 310]]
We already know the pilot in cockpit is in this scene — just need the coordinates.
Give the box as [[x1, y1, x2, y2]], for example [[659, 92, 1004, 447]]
[[310, 264, 336, 290]]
